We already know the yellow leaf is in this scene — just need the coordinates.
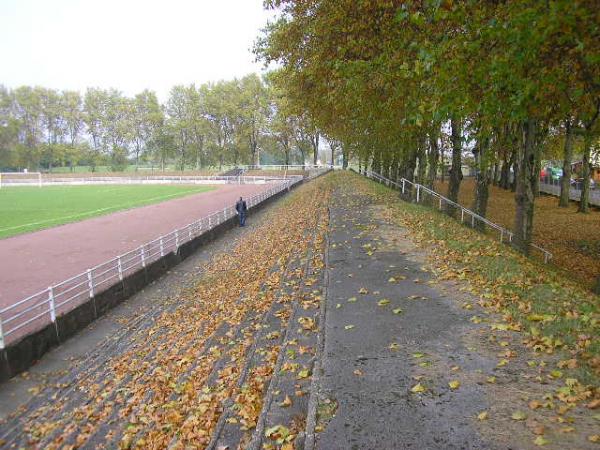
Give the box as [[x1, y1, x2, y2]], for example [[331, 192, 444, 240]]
[[411, 383, 426, 394], [344, 325, 354, 330], [280, 395, 292, 407], [477, 411, 488, 421], [534, 436, 550, 446], [377, 299, 390, 306], [511, 411, 527, 421], [392, 308, 403, 314], [448, 380, 460, 390]]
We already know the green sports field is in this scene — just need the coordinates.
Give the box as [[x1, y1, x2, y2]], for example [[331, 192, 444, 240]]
[[0, 184, 216, 239]]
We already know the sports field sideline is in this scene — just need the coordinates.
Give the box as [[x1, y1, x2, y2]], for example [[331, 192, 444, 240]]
[[0, 184, 215, 239]]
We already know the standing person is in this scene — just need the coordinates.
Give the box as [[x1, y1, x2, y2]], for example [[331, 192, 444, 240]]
[[235, 196, 247, 227]]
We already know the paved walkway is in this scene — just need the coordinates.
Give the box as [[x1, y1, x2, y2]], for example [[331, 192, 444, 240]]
[[0, 183, 268, 308], [312, 188, 496, 449]]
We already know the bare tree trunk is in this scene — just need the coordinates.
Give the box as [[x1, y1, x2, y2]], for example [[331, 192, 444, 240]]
[[390, 150, 399, 181], [416, 142, 427, 185], [559, 119, 574, 207], [513, 119, 540, 254], [578, 128, 593, 213], [312, 132, 319, 165], [447, 117, 463, 216], [426, 134, 439, 189], [473, 136, 491, 231]]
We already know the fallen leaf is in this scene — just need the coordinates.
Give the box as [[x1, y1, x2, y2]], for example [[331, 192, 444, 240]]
[[344, 325, 355, 330], [280, 395, 292, 407], [410, 383, 427, 394], [533, 436, 550, 446], [448, 380, 460, 390], [477, 411, 488, 421], [377, 299, 390, 306], [512, 411, 527, 421], [392, 308, 403, 314]]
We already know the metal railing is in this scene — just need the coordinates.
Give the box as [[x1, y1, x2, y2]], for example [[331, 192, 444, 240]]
[[363, 170, 553, 264], [0, 177, 305, 349], [538, 175, 600, 206]]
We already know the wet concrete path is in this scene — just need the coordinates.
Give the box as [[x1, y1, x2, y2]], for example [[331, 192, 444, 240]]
[[313, 187, 498, 449]]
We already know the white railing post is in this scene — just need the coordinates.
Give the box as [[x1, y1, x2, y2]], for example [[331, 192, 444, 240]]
[[140, 246, 146, 268], [416, 185, 420, 203], [48, 287, 56, 322], [402, 179, 405, 194], [118, 256, 123, 281], [0, 316, 4, 349], [160, 237, 164, 257], [461, 209, 464, 222], [175, 230, 180, 249], [87, 269, 94, 298]]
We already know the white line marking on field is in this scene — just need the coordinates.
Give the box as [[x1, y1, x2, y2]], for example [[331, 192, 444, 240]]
[[0, 189, 206, 234]]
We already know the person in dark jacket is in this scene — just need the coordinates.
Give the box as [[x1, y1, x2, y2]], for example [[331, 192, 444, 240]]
[[235, 197, 247, 226]]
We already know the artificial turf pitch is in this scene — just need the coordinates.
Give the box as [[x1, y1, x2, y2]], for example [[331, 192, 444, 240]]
[[0, 184, 215, 239]]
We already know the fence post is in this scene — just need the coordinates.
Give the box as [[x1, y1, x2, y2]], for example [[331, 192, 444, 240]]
[[175, 230, 180, 249], [118, 256, 123, 281], [48, 287, 56, 322], [402, 179, 405, 194], [461, 209, 464, 223], [439, 197, 442, 210], [160, 237, 164, 257], [140, 246, 146, 268], [0, 316, 4, 350], [471, 215, 475, 227], [416, 185, 420, 203], [87, 269, 94, 298]]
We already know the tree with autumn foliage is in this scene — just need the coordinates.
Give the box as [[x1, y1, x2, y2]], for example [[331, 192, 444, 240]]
[[256, 0, 600, 254]]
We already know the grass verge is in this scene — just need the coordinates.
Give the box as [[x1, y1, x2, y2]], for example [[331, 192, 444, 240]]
[[354, 173, 599, 388]]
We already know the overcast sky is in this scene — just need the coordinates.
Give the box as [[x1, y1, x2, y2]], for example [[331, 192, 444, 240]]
[[0, 0, 275, 99]]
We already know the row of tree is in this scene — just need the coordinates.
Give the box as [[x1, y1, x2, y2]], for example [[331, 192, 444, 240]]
[[0, 74, 333, 172], [257, 0, 600, 252]]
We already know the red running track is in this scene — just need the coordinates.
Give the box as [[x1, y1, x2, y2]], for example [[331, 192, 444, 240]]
[[0, 184, 269, 310]]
